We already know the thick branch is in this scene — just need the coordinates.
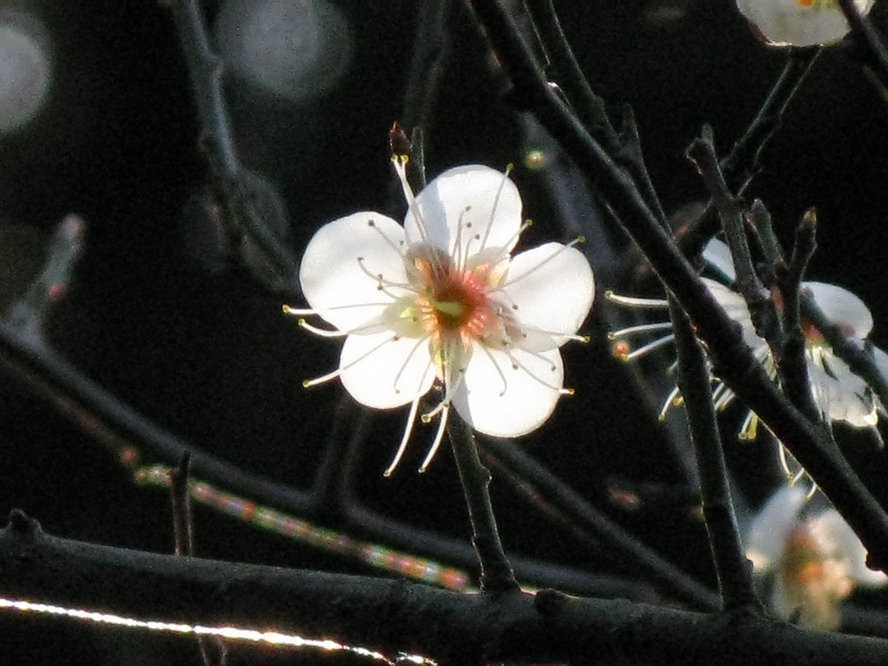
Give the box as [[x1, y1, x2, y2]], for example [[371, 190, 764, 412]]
[[3, 514, 888, 665]]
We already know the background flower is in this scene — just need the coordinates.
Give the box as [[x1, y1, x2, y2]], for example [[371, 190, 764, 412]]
[[736, 0, 875, 47]]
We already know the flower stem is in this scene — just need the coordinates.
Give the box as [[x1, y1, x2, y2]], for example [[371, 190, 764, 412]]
[[669, 298, 761, 613], [447, 415, 519, 593]]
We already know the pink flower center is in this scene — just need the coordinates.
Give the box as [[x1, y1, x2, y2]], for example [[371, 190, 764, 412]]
[[409, 248, 499, 343]]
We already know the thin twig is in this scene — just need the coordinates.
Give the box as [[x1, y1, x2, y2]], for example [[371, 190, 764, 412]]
[[521, 0, 618, 150], [169, 453, 195, 557], [669, 298, 761, 612], [684, 48, 819, 254], [686, 127, 776, 341], [167, 0, 298, 294], [775, 209, 823, 423], [168, 454, 226, 665], [837, 0, 888, 89], [481, 438, 721, 610], [447, 415, 519, 593]]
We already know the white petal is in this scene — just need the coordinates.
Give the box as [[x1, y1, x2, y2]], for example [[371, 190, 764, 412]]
[[807, 359, 877, 427], [807, 509, 888, 587], [500, 243, 594, 350], [404, 165, 522, 262], [452, 343, 564, 437], [804, 281, 873, 340], [702, 238, 737, 281], [300, 212, 410, 331], [873, 346, 888, 412], [746, 485, 807, 572], [736, 0, 873, 47], [703, 278, 766, 351], [339, 331, 435, 409]]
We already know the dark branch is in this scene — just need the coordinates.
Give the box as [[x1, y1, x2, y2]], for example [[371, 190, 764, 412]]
[[669, 298, 761, 612], [4, 513, 888, 665], [447, 416, 519, 593], [466, 0, 888, 572]]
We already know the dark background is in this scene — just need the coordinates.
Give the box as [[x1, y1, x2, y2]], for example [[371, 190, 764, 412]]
[[2, 0, 888, 663]]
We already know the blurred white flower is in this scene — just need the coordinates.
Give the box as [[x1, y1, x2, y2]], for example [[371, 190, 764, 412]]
[[214, 0, 351, 103], [736, 0, 874, 47], [607, 239, 888, 440], [0, 11, 52, 133], [287, 159, 594, 474], [746, 485, 887, 629]]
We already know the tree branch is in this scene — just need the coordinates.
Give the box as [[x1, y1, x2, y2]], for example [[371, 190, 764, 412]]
[[466, 0, 888, 572], [669, 298, 760, 612], [4, 513, 888, 665]]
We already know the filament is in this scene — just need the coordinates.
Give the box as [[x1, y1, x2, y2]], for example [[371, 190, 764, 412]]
[[478, 164, 514, 252], [419, 402, 450, 473], [303, 334, 399, 388], [607, 321, 674, 339], [604, 291, 670, 308]]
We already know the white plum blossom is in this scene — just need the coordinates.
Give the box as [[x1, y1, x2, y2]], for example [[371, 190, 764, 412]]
[[286, 158, 594, 474], [746, 485, 887, 629], [607, 238, 888, 441], [736, 0, 874, 47]]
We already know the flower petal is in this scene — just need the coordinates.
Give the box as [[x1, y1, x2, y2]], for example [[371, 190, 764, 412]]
[[500, 243, 594, 351], [808, 509, 888, 588], [452, 343, 564, 437], [807, 358, 877, 427], [703, 278, 766, 350], [736, 0, 873, 47], [804, 281, 873, 339], [746, 485, 807, 572], [300, 212, 410, 331], [404, 165, 522, 262], [702, 238, 737, 281], [339, 331, 435, 409]]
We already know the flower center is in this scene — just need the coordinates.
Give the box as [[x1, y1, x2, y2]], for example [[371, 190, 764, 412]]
[[794, 0, 837, 8], [426, 268, 492, 336], [409, 247, 500, 342]]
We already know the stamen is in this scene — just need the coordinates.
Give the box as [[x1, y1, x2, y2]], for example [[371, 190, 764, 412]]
[[496, 219, 533, 262], [285, 301, 400, 315], [658, 386, 683, 420], [356, 257, 418, 301], [604, 291, 670, 308], [391, 155, 445, 276], [617, 334, 675, 361], [499, 240, 583, 290], [283, 304, 316, 316], [505, 349, 573, 395], [384, 358, 436, 477], [418, 402, 450, 473], [391, 336, 433, 395], [479, 345, 509, 397], [713, 383, 736, 412], [778, 443, 795, 479], [422, 399, 448, 423], [607, 321, 674, 339], [451, 206, 469, 272], [302, 334, 399, 388], [506, 318, 589, 343], [366, 218, 407, 257], [298, 319, 350, 338], [738, 409, 759, 440], [384, 394, 422, 477], [477, 164, 514, 252]]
